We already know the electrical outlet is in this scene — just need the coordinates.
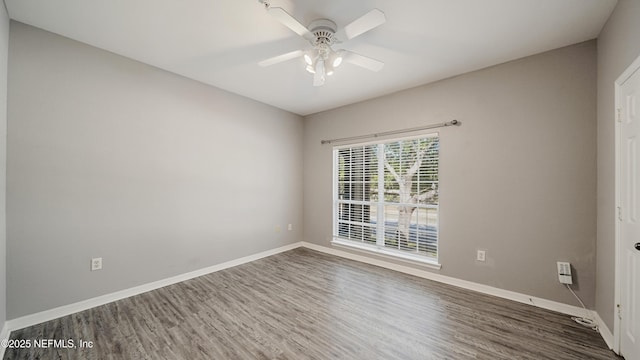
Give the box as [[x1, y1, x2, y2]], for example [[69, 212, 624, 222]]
[[91, 257, 102, 271], [557, 261, 572, 284], [288, 224, 293, 231], [476, 250, 486, 262]]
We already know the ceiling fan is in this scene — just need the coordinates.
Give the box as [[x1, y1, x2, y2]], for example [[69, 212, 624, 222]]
[[258, 0, 386, 86]]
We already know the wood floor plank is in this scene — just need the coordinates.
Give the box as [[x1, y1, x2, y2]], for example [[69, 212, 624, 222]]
[[3, 248, 622, 359]]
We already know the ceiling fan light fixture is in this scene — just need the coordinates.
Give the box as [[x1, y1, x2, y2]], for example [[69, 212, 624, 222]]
[[258, 4, 386, 86], [316, 58, 325, 76], [325, 59, 336, 76], [331, 50, 343, 68], [313, 58, 327, 86], [303, 53, 313, 65]]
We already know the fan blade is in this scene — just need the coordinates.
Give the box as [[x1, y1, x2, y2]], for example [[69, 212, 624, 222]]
[[268, 7, 313, 41], [336, 9, 386, 41], [343, 50, 384, 72], [258, 50, 304, 67]]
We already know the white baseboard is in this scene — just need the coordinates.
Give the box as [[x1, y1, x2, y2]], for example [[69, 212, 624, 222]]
[[301, 242, 588, 318], [0, 322, 9, 359], [6, 242, 303, 332], [593, 311, 614, 350]]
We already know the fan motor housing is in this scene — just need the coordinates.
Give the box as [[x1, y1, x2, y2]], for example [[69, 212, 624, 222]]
[[308, 19, 337, 46]]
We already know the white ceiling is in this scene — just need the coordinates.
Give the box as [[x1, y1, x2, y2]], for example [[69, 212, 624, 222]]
[[5, 0, 617, 116]]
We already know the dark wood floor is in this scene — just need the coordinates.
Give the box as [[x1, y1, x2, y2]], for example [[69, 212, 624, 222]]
[[4, 248, 621, 360]]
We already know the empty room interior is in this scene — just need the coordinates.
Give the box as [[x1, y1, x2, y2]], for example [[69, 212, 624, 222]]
[[0, 0, 639, 359]]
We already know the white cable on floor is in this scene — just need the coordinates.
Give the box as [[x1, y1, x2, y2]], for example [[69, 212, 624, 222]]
[[566, 284, 598, 330]]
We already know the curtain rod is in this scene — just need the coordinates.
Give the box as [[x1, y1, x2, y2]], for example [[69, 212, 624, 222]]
[[320, 119, 461, 145]]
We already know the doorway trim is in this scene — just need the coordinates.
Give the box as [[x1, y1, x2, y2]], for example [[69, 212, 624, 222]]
[[614, 53, 640, 355]]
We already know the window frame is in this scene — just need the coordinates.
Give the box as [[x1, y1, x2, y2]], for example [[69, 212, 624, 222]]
[[331, 132, 441, 269]]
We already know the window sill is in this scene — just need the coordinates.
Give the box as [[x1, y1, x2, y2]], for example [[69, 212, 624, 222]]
[[331, 238, 442, 270]]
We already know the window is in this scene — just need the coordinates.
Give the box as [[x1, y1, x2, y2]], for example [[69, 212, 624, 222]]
[[333, 134, 439, 265]]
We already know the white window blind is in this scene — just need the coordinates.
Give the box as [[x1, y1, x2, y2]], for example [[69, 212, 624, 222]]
[[333, 135, 439, 262]]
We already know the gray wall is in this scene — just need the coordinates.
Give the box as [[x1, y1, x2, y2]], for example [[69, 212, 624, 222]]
[[0, 4, 9, 331], [595, 0, 640, 331], [304, 41, 597, 308], [7, 22, 303, 319]]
